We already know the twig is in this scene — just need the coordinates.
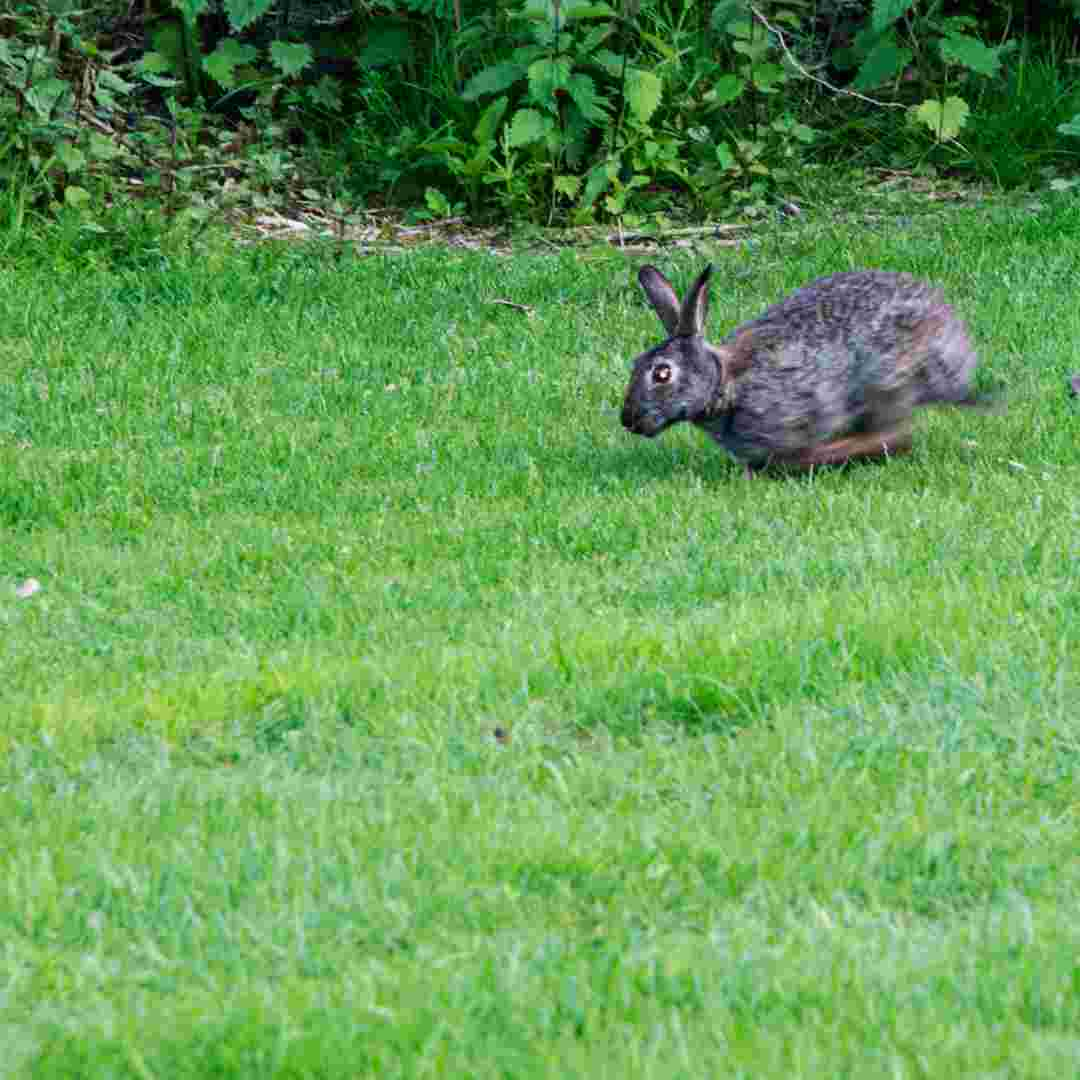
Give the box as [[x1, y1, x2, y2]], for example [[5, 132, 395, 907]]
[[609, 223, 750, 244], [488, 299, 535, 317], [748, 4, 907, 110]]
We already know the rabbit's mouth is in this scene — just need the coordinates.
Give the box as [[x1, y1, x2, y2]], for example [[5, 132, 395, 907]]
[[621, 403, 667, 437]]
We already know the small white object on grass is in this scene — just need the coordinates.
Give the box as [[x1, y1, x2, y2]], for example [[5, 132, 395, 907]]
[[15, 578, 41, 599]]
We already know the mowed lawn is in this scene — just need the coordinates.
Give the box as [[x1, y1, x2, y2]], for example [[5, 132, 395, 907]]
[[2, 202, 1080, 1076]]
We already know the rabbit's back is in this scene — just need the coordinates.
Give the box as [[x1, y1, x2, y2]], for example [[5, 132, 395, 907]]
[[701, 271, 976, 462]]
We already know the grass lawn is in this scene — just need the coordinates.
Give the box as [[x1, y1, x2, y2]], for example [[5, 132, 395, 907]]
[[2, 199, 1080, 1076]]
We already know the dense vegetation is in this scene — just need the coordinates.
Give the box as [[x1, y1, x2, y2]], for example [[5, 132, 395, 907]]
[[2, 0, 1080, 230]]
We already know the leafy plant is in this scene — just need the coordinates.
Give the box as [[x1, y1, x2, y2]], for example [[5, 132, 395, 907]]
[[835, 1, 1016, 146]]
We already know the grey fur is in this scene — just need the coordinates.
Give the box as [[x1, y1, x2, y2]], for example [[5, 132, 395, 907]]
[[620, 264, 984, 469]]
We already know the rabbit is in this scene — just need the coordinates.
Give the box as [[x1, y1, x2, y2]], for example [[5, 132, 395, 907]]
[[620, 263, 988, 470]]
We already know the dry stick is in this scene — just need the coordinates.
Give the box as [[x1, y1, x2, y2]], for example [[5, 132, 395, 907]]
[[488, 299, 536, 317], [748, 4, 907, 110]]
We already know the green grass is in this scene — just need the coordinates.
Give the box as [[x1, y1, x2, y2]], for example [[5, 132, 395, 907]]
[[3, 198, 1080, 1076]]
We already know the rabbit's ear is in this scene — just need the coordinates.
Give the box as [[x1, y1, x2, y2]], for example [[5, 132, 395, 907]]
[[677, 264, 714, 337], [638, 266, 681, 336]]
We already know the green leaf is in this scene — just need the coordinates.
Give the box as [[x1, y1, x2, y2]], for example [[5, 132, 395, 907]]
[[474, 96, 509, 144], [710, 1, 744, 32], [626, 68, 663, 124], [173, 0, 210, 25], [938, 33, 1002, 77], [706, 74, 746, 107], [553, 174, 581, 199], [56, 142, 86, 173], [424, 187, 452, 216], [639, 31, 677, 61], [715, 142, 736, 171], [565, 72, 607, 122], [139, 73, 181, 89], [582, 160, 616, 207], [269, 41, 313, 80], [591, 49, 626, 77], [507, 108, 554, 148], [96, 70, 134, 96], [563, 2, 616, 18], [306, 75, 343, 112], [527, 57, 572, 103], [203, 40, 257, 89], [750, 62, 786, 92], [138, 51, 177, 75], [1056, 114, 1080, 138], [462, 61, 528, 101], [872, 0, 914, 32], [524, 0, 610, 20], [732, 37, 771, 62], [912, 96, 970, 141], [223, 0, 273, 32], [853, 38, 912, 90], [562, 105, 592, 169], [87, 131, 121, 160], [63, 185, 91, 207], [357, 23, 414, 68]]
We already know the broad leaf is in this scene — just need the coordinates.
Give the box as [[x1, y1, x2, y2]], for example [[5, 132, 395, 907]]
[[64, 186, 91, 207], [474, 96, 509, 144], [357, 23, 414, 68], [507, 108, 554, 148], [138, 51, 176, 75], [562, 105, 593, 169], [566, 72, 607, 122], [626, 68, 663, 124], [97, 70, 134, 95], [563, 2, 616, 18], [853, 38, 911, 90], [269, 41, 313, 79], [553, 174, 581, 199], [938, 33, 1001, 77], [527, 57, 572, 103], [912, 96, 969, 141], [306, 75, 343, 112], [173, 0, 210, 25], [872, 0, 914, 32], [223, 0, 273, 32], [1056, 114, 1080, 138], [56, 142, 86, 173], [462, 61, 528, 101], [582, 160, 616, 207], [751, 62, 786, 92], [523, 0, 611, 19], [591, 48, 626, 77], [707, 74, 746, 107], [203, 39, 257, 89]]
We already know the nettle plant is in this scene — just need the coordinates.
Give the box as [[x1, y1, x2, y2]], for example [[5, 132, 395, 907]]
[[839, 0, 1014, 142], [139, 0, 321, 115], [0, 8, 131, 213], [683, 0, 817, 213], [426, 0, 667, 222], [426, 0, 817, 223]]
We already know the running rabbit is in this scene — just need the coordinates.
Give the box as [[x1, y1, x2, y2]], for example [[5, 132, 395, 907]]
[[621, 264, 986, 469]]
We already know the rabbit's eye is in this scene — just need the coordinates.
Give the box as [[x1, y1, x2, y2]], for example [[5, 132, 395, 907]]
[[653, 363, 673, 384]]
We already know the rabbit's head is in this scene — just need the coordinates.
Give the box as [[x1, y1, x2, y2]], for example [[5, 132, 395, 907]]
[[621, 264, 751, 438]]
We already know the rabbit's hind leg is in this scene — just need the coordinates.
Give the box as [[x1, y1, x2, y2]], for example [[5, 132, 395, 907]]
[[798, 423, 913, 467]]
